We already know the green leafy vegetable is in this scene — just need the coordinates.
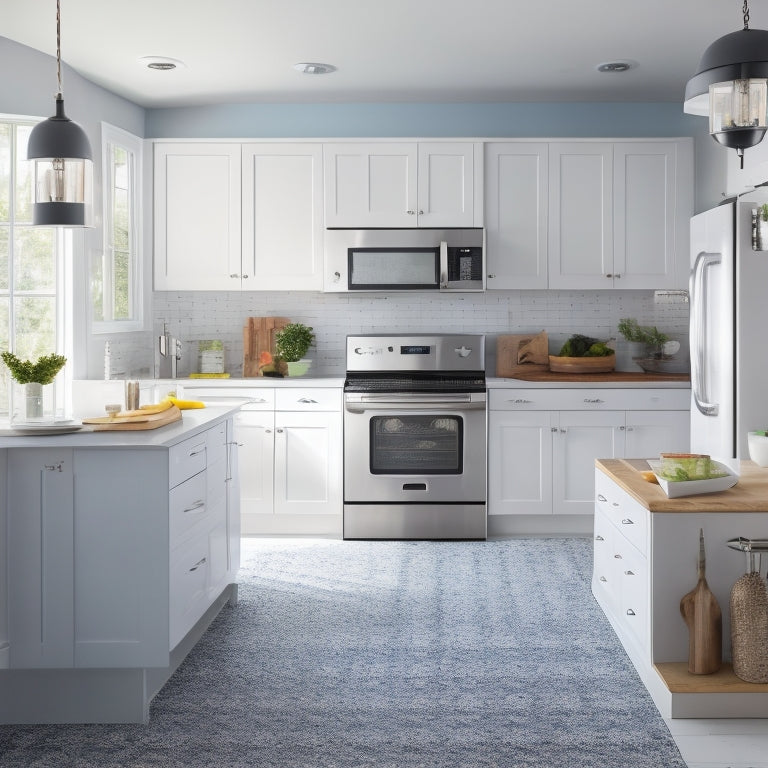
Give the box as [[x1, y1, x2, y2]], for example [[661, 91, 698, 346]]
[[558, 335, 614, 357], [1, 351, 67, 384]]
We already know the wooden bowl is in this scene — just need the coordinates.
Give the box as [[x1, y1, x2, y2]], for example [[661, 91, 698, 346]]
[[548, 354, 616, 374]]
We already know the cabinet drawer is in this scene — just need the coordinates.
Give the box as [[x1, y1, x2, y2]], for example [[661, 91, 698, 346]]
[[205, 420, 227, 467], [170, 471, 210, 546], [169, 434, 207, 489], [275, 388, 341, 411], [595, 471, 648, 555], [490, 388, 689, 411], [169, 532, 210, 649]]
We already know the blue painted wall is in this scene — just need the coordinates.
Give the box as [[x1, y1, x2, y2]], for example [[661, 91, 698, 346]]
[[146, 101, 702, 139]]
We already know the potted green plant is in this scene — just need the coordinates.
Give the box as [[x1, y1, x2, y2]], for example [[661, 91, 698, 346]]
[[1, 351, 66, 422], [617, 318, 669, 359], [274, 323, 315, 376]]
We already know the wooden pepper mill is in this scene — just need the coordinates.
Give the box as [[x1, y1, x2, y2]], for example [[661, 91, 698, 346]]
[[680, 528, 722, 674]]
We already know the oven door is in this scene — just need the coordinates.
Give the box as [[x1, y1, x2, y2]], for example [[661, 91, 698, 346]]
[[343, 393, 486, 503]]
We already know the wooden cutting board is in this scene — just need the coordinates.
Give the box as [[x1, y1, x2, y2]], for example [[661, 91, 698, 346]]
[[82, 405, 182, 430], [243, 316, 290, 377]]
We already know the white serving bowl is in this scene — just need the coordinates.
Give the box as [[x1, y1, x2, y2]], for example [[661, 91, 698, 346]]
[[747, 431, 768, 467]]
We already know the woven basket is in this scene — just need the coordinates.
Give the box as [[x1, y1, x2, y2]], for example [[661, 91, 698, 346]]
[[730, 572, 768, 683]]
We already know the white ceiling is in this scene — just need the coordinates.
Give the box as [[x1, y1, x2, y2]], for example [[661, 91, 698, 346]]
[[1, 0, 761, 109]]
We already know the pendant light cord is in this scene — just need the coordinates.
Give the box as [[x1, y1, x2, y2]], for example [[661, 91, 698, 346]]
[[56, 0, 63, 98], [744, 0, 751, 30]]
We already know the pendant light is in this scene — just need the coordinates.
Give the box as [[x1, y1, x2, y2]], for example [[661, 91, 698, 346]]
[[684, 0, 768, 169], [27, 0, 93, 226]]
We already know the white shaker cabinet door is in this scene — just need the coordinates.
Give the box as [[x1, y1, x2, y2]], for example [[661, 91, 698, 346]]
[[236, 409, 276, 532], [548, 142, 613, 290], [623, 410, 690, 458], [553, 411, 624, 515], [613, 142, 679, 289], [242, 143, 323, 291], [417, 142, 479, 228], [7, 449, 74, 669], [485, 142, 548, 289], [323, 143, 417, 228], [488, 411, 555, 515], [154, 143, 242, 290], [273, 410, 342, 516]]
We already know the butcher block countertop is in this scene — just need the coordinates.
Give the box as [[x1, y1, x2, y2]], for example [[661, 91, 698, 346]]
[[488, 372, 690, 388], [596, 458, 768, 513]]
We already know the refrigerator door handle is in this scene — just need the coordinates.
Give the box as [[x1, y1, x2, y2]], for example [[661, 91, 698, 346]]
[[690, 251, 721, 416]]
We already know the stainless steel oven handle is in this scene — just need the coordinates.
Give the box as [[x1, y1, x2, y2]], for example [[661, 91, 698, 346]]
[[345, 400, 487, 413]]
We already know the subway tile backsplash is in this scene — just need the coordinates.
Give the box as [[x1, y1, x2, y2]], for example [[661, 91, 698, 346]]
[[105, 289, 689, 379]]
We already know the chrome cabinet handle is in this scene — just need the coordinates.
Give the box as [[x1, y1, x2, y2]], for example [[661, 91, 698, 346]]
[[509, 398, 533, 404], [189, 557, 207, 572], [621, 518, 634, 525], [264, 429, 272, 434], [594, 535, 604, 541], [276, 428, 284, 433], [583, 398, 605, 404], [189, 447, 206, 457], [605, 273, 613, 278], [614, 554, 622, 559], [626, 609, 636, 616], [599, 576, 607, 582], [624, 570, 635, 576], [551, 427, 558, 432], [230, 273, 239, 278], [298, 398, 318, 404], [597, 494, 607, 502], [407, 210, 415, 215], [488, 274, 496, 279], [183, 500, 205, 514]]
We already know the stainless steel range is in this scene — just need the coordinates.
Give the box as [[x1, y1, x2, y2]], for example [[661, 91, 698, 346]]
[[343, 334, 487, 540]]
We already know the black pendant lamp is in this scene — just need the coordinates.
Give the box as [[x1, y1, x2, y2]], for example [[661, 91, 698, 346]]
[[684, 0, 768, 169], [27, 0, 93, 226]]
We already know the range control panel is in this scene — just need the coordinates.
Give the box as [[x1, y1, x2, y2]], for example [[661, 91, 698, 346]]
[[346, 334, 485, 373]]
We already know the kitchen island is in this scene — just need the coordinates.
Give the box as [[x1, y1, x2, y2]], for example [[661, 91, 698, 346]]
[[594, 458, 768, 719], [0, 405, 241, 723]]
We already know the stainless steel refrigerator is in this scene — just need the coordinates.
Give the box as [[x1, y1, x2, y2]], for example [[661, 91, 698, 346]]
[[689, 195, 768, 461]]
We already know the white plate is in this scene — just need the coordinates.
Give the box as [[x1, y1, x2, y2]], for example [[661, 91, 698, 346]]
[[647, 459, 739, 498], [11, 422, 82, 435]]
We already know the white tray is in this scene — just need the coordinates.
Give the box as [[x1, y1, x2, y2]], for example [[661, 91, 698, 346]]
[[647, 459, 739, 498]]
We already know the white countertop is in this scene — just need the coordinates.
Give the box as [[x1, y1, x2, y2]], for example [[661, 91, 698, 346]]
[[0, 405, 240, 449]]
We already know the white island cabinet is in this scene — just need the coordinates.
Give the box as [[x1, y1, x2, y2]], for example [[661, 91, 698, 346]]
[[0, 406, 240, 724]]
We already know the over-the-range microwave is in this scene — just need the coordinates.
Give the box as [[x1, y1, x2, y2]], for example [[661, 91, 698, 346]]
[[323, 228, 485, 292]]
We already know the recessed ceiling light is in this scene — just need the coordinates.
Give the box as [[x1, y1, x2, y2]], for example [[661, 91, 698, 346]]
[[138, 56, 186, 71], [596, 61, 634, 73], [293, 62, 337, 75]]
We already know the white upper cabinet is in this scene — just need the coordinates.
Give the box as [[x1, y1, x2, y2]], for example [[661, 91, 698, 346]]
[[323, 142, 481, 228], [548, 142, 614, 289], [486, 139, 692, 291], [242, 143, 324, 291], [154, 143, 242, 291], [484, 142, 548, 289]]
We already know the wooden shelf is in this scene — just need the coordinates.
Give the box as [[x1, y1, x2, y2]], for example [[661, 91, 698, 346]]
[[655, 662, 768, 693]]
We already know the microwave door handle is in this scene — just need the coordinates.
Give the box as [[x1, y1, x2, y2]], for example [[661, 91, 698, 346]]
[[439, 241, 448, 289]]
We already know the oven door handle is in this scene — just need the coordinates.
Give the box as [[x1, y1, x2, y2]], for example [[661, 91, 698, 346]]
[[345, 400, 486, 413]]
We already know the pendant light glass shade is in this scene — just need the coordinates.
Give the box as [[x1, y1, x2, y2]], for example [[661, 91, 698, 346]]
[[27, 0, 94, 227], [709, 78, 768, 150]]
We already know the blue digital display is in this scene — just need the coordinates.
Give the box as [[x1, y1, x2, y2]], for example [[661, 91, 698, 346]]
[[400, 346, 431, 354]]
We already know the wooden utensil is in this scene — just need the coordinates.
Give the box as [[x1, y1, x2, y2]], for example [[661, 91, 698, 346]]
[[242, 316, 290, 377], [680, 528, 722, 674]]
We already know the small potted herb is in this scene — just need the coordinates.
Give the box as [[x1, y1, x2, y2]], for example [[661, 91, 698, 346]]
[[617, 318, 669, 359], [1, 351, 66, 421], [274, 323, 315, 376]]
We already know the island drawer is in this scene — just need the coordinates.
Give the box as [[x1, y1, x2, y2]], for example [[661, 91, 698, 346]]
[[169, 434, 207, 488], [490, 388, 690, 411]]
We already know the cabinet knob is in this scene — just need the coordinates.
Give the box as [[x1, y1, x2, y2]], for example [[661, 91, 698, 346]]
[[594, 535, 605, 541], [559, 428, 567, 434], [615, 274, 621, 279], [551, 427, 558, 432], [242, 274, 249, 279], [605, 273, 613, 278], [599, 576, 608, 582], [624, 570, 635, 576], [334, 271, 341, 281], [407, 210, 415, 215], [230, 273, 240, 278], [418, 210, 424, 215], [626, 426, 634, 432], [597, 494, 607, 502], [614, 554, 623, 559], [264, 429, 271, 434], [626, 609, 636, 616], [618, 425, 625, 431], [276, 428, 284, 433], [488, 274, 496, 279]]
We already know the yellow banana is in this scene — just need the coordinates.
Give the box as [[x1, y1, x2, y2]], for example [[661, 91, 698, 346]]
[[165, 396, 206, 410], [113, 400, 174, 418]]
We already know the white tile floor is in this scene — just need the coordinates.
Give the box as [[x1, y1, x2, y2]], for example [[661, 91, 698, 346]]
[[667, 718, 768, 768]]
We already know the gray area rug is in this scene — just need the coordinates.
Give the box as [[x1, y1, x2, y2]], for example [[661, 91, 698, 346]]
[[0, 538, 684, 767]]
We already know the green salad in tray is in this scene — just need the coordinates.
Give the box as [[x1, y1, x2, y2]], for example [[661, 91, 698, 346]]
[[656, 453, 728, 482]]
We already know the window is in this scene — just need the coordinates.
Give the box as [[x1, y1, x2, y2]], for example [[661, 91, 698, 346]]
[[92, 123, 143, 332], [0, 116, 66, 419]]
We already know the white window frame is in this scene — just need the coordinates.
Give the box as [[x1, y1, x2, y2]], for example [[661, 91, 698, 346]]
[[92, 122, 144, 334]]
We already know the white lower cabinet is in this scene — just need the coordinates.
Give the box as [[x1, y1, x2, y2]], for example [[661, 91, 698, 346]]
[[488, 388, 690, 517], [230, 387, 342, 534]]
